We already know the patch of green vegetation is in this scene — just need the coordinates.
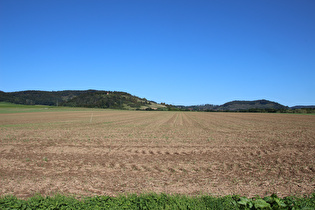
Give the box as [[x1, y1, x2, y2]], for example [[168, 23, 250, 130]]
[[0, 193, 314, 209], [0, 102, 109, 114], [0, 102, 56, 113], [235, 193, 315, 209]]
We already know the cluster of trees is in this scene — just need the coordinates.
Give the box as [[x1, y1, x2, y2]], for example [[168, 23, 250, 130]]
[[0, 90, 86, 106], [204, 108, 289, 113], [184, 107, 315, 113], [235, 108, 315, 113], [63, 91, 151, 109], [287, 108, 315, 114]]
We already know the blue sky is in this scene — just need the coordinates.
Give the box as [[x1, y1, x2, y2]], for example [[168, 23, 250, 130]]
[[1, 0, 314, 106]]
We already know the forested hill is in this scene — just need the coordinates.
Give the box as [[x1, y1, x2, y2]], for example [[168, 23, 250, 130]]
[[218, 100, 288, 111], [1, 90, 313, 112], [0, 90, 166, 110], [176, 100, 289, 112]]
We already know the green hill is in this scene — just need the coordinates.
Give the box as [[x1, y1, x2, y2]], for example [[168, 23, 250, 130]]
[[2, 91, 308, 112], [176, 99, 289, 112], [217, 99, 288, 111], [0, 90, 166, 110]]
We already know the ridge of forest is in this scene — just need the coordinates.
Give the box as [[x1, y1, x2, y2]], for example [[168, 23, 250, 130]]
[[176, 100, 288, 112], [0, 90, 314, 113], [0, 90, 166, 110]]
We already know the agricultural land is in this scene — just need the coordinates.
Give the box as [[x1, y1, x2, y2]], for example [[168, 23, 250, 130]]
[[0, 104, 314, 200]]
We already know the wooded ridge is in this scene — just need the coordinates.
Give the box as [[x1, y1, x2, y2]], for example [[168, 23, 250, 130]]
[[0, 90, 314, 112]]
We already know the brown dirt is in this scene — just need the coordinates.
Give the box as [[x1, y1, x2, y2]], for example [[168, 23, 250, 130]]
[[0, 111, 314, 198]]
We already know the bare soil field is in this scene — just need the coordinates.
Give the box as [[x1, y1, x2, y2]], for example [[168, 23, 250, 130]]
[[0, 110, 314, 198]]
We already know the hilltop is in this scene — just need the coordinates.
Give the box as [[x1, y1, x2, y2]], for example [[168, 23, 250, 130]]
[[0, 90, 166, 110], [218, 99, 288, 111], [175, 100, 289, 112]]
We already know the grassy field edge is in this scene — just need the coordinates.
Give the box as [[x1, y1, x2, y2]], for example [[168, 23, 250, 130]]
[[1, 193, 314, 209], [0, 102, 114, 114]]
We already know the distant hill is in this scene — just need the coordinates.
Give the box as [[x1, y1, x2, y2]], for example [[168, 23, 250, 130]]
[[217, 99, 288, 111], [176, 100, 289, 112], [0, 90, 166, 110], [1, 90, 313, 112]]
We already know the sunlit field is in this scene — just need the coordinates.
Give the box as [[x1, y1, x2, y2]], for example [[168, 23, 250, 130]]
[[1, 107, 314, 199]]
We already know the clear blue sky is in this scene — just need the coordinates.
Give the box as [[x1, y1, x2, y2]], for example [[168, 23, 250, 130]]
[[1, 0, 314, 106]]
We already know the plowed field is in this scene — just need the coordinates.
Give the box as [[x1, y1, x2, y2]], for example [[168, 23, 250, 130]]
[[0, 110, 314, 198]]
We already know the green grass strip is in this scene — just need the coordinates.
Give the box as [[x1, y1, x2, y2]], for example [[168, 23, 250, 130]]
[[0, 193, 314, 209], [0, 102, 105, 113]]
